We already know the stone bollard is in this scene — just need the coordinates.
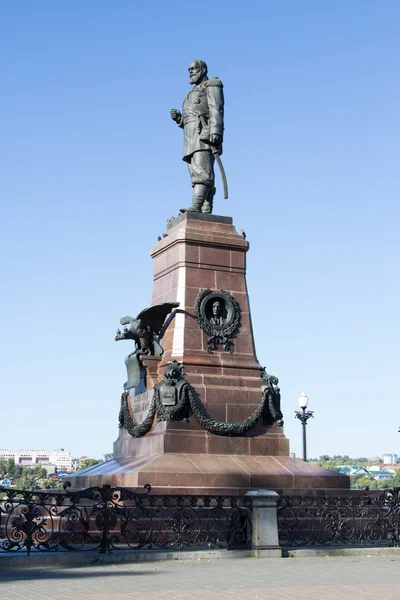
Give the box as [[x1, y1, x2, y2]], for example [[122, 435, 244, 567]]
[[245, 489, 282, 558]]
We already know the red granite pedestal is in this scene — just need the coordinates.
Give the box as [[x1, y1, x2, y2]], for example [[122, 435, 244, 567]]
[[72, 213, 349, 493]]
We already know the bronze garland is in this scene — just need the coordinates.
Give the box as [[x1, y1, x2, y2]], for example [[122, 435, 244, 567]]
[[119, 384, 266, 438], [119, 364, 282, 438], [187, 386, 264, 436], [118, 391, 157, 438]]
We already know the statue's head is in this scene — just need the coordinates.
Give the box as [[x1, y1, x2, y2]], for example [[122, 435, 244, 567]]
[[212, 301, 221, 317], [188, 60, 208, 85]]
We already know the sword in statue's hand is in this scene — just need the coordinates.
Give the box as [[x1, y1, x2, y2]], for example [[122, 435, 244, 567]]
[[211, 145, 228, 200], [207, 127, 228, 200]]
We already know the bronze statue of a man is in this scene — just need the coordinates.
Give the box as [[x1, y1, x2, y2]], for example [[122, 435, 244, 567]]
[[170, 60, 224, 214]]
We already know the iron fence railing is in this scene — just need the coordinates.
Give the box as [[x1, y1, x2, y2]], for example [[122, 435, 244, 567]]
[[0, 483, 252, 555], [4, 483, 400, 555], [278, 488, 400, 547]]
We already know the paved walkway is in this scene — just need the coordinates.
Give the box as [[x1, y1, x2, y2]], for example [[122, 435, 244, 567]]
[[1, 555, 400, 599]]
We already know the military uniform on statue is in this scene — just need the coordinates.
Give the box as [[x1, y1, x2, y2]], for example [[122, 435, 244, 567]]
[[170, 60, 224, 214]]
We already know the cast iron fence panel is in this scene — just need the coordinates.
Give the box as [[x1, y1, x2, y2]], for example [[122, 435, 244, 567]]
[[0, 483, 251, 555], [278, 488, 400, 547]]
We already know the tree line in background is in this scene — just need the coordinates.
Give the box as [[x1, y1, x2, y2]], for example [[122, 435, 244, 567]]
[[311, 455, 400, 490], [75, 453, 113, 471], [0, 453, 114, 490], [2, 453, 400, 491], [0, 458, 59, 490]]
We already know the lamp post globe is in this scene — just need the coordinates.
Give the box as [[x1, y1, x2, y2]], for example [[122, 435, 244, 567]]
[[298, 392, 308, 409]]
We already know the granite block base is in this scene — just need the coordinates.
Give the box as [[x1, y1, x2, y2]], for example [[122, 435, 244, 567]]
[[69, 453, 349, 493], [70, 213, 350, 493]]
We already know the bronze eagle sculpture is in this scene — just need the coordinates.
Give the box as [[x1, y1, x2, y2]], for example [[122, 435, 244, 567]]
[[115, 302, 180, 389]]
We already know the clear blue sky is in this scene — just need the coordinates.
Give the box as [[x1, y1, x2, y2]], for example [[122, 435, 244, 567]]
[[1, 1, 399, 460]]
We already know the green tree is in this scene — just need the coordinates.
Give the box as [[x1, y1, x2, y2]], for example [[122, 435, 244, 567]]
[[15, 476, 35, 490], [0, 458, 7, 476], [32, 466, 48, 479], [351, 475, 376, 489], [41, 479, 61, 489], [77, 458, 102, 471], [103, 453, 113, 462], [319, 455, 330, 463], [6, 458, 21, 479], [377, 478, 392, 490], [391, 470, 400, 487]]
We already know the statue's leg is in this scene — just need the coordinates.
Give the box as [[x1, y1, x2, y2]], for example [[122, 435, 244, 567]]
[[202, 185, 216, 214], [199, 153, 215, 214], [190, 184, 208, 212], [182, 151, 214, 213]]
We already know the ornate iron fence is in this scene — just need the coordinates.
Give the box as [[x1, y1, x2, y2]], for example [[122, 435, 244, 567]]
[[278, 488, 400, 547], [0, 483, 251, 555]]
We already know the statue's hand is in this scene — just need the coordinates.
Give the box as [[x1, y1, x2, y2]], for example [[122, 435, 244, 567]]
[[210, 133, 222, 146], [170, 109, 181, 122]]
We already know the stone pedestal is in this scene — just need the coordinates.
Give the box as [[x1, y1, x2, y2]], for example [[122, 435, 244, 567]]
[[245, 489, 282, 557], [71, 213, 349, 493]]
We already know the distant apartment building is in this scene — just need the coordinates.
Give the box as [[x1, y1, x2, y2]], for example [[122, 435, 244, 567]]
[[0, 449, 73, 472], [383, 453, 398, 465]]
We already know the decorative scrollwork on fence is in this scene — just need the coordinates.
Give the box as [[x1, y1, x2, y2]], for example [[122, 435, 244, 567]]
[[0, 483, 251, 555], [277, 489, 400, 547]]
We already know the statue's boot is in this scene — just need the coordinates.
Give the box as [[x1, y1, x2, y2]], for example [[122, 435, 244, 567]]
[[180, 184, 208, 213], [201, 186, 215, 214]]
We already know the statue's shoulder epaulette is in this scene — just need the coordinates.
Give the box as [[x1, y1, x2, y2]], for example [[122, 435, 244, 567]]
[[207, 76, 223, 88]]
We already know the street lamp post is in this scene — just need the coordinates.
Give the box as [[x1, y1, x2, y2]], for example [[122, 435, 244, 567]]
[[295, 392, 314, 462]]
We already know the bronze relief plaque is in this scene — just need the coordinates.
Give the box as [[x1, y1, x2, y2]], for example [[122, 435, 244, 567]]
[[194, 289, 241, 353]]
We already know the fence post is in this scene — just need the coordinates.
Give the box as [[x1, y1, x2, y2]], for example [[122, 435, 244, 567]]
[[245, 489, 282, 558]]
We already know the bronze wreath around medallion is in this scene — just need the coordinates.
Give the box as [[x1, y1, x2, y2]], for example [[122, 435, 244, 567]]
[[194, 289, 241, 353]]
